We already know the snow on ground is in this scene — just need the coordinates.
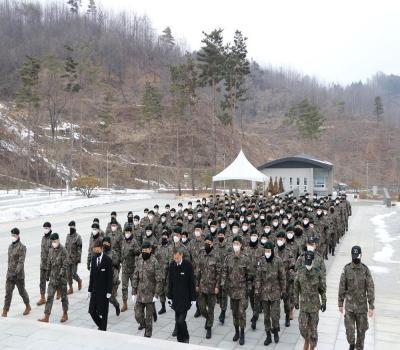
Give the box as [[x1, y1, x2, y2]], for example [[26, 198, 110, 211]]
[[0, 189, 152, 224]]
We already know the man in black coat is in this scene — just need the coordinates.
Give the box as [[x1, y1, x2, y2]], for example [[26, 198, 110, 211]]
[[88, 239, 113, 331], [168, 246, 196, 343]]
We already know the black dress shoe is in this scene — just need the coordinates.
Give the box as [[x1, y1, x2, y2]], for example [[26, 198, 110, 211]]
[[116, 305, 120, 316]]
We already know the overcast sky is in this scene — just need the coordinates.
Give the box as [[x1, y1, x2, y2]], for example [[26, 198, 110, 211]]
[[43, 0, 400, 85]]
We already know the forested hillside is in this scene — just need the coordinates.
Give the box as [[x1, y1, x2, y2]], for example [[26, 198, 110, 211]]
[[1, 0, 399, 190]]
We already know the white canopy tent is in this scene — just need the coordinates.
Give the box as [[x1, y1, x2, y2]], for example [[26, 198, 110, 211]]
[[212, 149, 268, 184]]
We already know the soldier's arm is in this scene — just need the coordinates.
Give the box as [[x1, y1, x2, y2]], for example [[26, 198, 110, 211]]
[[87, 238, 92, 269], [220, 256, 227, 288], [46, 252, 51, 279], [133, 239, 141, 256], [279, 260, 287, 293], [16, 245, 26, 275], [318, 270, 327, 305], [254, 263, 260, 295], [132, 262, 139, 295], [154, 260, 162, 297], [338, 269, 346, 307], [77, 235, 82, 263], [215, 255, 222, 290], [61, 249, 69, 277], [366, 267, 375, 310], [294, 274, 300, 306]]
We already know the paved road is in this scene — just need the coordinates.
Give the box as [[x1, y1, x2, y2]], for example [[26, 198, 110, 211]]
[[0, 197, 399, 350]]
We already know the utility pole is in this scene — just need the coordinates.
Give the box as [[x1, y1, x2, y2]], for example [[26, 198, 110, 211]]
[[366, 161, 369, 195], [106, 147, 109, 191], [223, 152, 226, 193]]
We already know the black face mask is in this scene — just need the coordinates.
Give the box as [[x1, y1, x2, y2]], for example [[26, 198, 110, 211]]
[[266, 251, 274, 262], [303, 222, 309, 229], [69, 227, 76, 234], [352, 258, 361, 264], [161, 238, 168, 246], [103, 245, 111, 252], [142, 252, 151, 260], [249, 239, 258, 247], [93, 232, 99, 239], [294, 228, 303, 237], [128, 217, 133, 223], [218, 236, 224, 243], [94, 252, 102, 258], [204, 243, 212, 254]]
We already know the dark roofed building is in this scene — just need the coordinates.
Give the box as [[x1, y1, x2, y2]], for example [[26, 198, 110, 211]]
[[258, 154, 333, 196]]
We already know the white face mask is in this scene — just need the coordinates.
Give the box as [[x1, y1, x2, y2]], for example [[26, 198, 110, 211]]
[[144, 213, 148, 217], [264, 228, 271, 234], [303, 220, 309, 225], [11, 236, 18, 243], [221, 223, 226, 229], [250, 236, 258, 243], [197, 213, 202, 218], [305, 264, 313, 271], [282, 219, 288, 225], [205, 208, 209, 212], [125, 233, 132, 239], [277, 239, 285, 247], [272, 221, 279, 228], [265, 252, 271, 259], [287, 233, 294, 240], [148, 215, 154, 220], [111, 226, 117, 232], [210, 227, 217, 233], [184, 212, 188, 217], [44, 228, 51, 235], [188, 215, 193, 220], [92, 229, 99, 235], [52, 242, 59, 248], [173, 236, 180, 243], [194, 230, 201, 237], [232, 228, 239, 234], [182, 237, 187, 243], [233, 245, 241, 253], [317, 210, 322, 216], [242, 225, 248, 231], [254, 214, 259, 219], [161, 217, 166, 223], [146, 231, 152, 237], [228, 219, 234, 225], [170, 213, 175, 218], [260, 215, 265, 220], [261, 238, 267, 244], [240, 217, 244, 223], [287, 214, 292, 219], [307, 245, 315, 252]]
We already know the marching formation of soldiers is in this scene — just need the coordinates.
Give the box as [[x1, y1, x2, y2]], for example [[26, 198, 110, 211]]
[[2, 191, 375, 350]]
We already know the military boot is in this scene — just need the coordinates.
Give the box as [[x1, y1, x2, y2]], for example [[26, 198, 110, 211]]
[[194, 307, 201, 318], [232, 326, 240, 341], [56, 289, 61, 300], [38, 313, 49, 322], [77, 278, 82, 291], [60, 311, 68, 323], [239, 327, 245, 345], [1, 309, 7, 317], [218, 310, 226, 324], [251, 315, 257, 330], [121, 301, 128, 312], [23, 304, 31, 316], [158, 302, 166, 315], [264, 331, 272, 346], [172, 323, 177, 336], [285, 312, 290, 327], [67, 284, 73, 295], [273, 329, 279, 343], [37, 293, 46, 306], [349, 345, 355, 350], [206, 327, 212, 339]]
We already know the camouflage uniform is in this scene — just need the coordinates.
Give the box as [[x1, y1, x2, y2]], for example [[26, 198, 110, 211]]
[[294, 264, 326, 349], [105, 230, 123, 269], [40, 233, 52, 295], [214, 240, 231, 317], [121, 237, 141, 303], [255, 255, 286, 333], [133, 255, 162, 337], [275, 245, 295, 316], [155, 242, 173, 304], [196, 249, 221, 329], [65, 231, 82, 288], [338, 262, 375, 350], [104, 247, 121, 311], [45, 245, 69, 315], [296, 252, 326, 282], [221, 252, 252, 329], [3, 241, 30, 312]]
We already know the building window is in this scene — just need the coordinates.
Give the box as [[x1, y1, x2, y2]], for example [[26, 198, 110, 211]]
[[304, 177, 307, 185], [289, 177, 293, 185], [296, 177, 300, 186], [314, 176, 326, 188]]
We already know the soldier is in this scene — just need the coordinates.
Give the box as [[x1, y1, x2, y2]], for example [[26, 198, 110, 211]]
[[38, 233, 69, 323], [65, 220, 82, 294], [155, 227, 173, 315], [285, 226, 299, 321], [120, 226, 141, 312], [142, 224, 158, 253], [105, 219, 123, 272], [214, 228, 231, 324], [37, 222, 52, 306], [245, 228, 264, 330], [2, 228, 31, 317], [221, 236, 252, 346], [132, 242, 162, 338], [124, 211, 134, 231], [196, 234, 221, 339], [132, 215, 142, 245], [294, 251, 326, 350], [275, 231, 295, 327], [140, 208, 150, 228], [314, 207, 329, 259], [102, 236, 121, 315], [296, 236, 326, 283], [255, 241, 286, 345], [338, 246, 375, 350], [106, 211, 122, 234], [172, 226, 191, 262], [87, 222, 104, 271]]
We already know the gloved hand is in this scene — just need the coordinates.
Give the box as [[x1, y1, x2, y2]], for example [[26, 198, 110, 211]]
[[152, 296, 159, 303], [281, 292, 288, 300], [295, 303, 299, 310], [320, 303, 326, 312], [167, 299, 172, 307], [106, 293, 111, 299], [87, 263, 91, 271], [132, 295, 137, 303]]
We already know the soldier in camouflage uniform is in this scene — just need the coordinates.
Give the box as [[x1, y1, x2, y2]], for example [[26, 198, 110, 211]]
[[120, 226, 141, 312], [294, 251, 326, 350], [65, 221, 83, 294], [214, 228, 231, 324], [142, 224, 158, 254], [245, 228, 264, 330], [2, 228, 31, 317], [275, 231, 295, 327], [155, 227, 173, 315], [196, 234, 221, 339], [87, 222, 104, 270], [102, 236, 121, 316], [106, 211, 122, 234], [285, 226, 300, 320], [37, 222, 53, 306], [221, 236, 252, 346], [38, 233, 69, 323], [328, 206, 339, 256], [132, 242, 162, 338], [255, 241, 286, 345], [314, 207, 329, 259], [296, 236, 326, 284], [338, 246, 375, 350], [105, 219, 123, 273]]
